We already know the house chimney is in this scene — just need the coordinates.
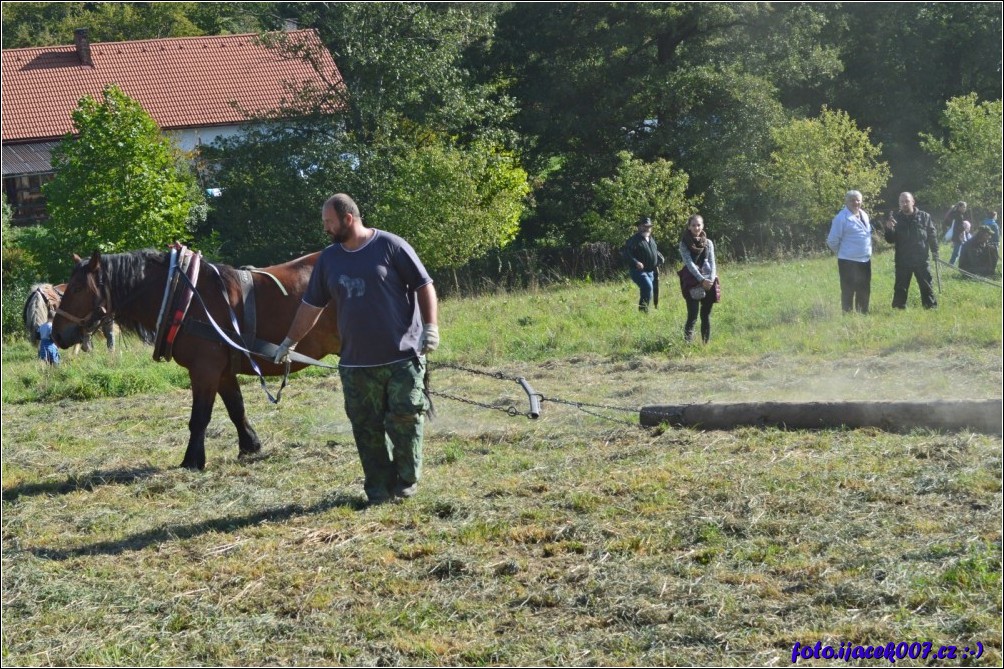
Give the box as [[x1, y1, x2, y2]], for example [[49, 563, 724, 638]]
[[283, 18, 298, 32], [74, 28, 93, 66]]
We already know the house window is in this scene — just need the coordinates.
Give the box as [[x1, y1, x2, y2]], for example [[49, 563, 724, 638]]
[[3, 173, 54, 225]]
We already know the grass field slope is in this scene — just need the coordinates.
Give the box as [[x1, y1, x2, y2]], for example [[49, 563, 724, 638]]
[[3, 252, 1001, 666]]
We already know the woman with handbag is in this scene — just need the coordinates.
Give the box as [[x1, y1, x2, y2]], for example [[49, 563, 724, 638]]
[[678, 214, 719, 343]]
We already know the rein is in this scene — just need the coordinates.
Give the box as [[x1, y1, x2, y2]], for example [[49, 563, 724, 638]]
[[176, 266, 338, 404]]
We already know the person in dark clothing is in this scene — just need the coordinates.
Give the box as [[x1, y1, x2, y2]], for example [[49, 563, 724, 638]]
[[943, 201, 969, 265], [958, 225, 999, 277], [624, 216, 664, 312], [883, 192, 939, 309]]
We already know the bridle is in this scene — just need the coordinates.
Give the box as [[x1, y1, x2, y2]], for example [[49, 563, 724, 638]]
[[55, 266, 114, 336]]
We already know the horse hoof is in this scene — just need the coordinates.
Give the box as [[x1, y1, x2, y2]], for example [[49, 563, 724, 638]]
[[237, 449, 266, 463], [238, 442, 262, 457], [180, 460, 205, 471]]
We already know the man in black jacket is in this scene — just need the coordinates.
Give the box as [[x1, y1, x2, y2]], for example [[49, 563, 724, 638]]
[[883, 192, 939, 309]]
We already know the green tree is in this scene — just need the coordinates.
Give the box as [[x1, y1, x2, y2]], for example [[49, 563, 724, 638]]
[[809, 4, 1002, 200], [35, 86, 204, 276], [583, 151, 697, 247], [204, 3, 522, 267], [370, 139, 529, 271], [767, 107, 890, 248], [920, 94, 1003, 214], [1, 2, 276, 48], [288, 3, 513, 146], [488, 3, 842, 252], [200, 123, 357, 266]]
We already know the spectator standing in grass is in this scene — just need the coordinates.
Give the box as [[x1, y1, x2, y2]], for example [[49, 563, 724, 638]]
[[981, 210, 1000, 249], [883, 192, 939, 309], [827, 190, 874, 314], [678, 214, 719, 343], [623, 216, 664, 313], [943, 201, 971, 265]]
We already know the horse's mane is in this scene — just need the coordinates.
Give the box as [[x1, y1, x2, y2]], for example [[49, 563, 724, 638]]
[[88, 250, 167, 340], [23, 283, 53, 344], [97, 249, 236, 343]]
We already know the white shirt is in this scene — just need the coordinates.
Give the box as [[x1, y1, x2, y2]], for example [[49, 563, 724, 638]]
[[827, 206, 872, 262]]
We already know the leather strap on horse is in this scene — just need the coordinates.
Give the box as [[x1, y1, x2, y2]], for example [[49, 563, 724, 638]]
[[152, 248, 179, 359], [152, 245, 203, 362], [175, 267, 288, 404], [164, 249, 202, 361], [54, 267, 114, 334], [231, 270, 257, 372]]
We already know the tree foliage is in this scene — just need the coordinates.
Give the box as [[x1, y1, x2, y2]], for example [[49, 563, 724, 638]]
[[808, 3, 1003, 199], [34, 86, 204, 277], [1, 2, 275, 48], [286, 2, 513, 146], [920, 94, 1003, 214], [767, 107, 890, 247], [488, 3, 841, 251], [203, 3, 525, 269], [371, 139, 528, 271], [4, 3, 1000, 262], [583, 152, 697, 247], [200, 123, 356, 266]]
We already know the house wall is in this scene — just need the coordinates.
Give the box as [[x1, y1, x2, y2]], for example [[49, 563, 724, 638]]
[[166, 125, 246, 153]]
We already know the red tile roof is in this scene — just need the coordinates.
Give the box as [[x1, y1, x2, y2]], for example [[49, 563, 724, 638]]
[[1, 29, 343, 143]]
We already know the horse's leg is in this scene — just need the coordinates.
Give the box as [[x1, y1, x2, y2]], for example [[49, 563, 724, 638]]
[[218, 372, 262, 459], [181, 367, 221, 470]]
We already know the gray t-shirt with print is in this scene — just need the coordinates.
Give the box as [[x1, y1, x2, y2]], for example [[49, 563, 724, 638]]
[[303, 229, 433, 367]]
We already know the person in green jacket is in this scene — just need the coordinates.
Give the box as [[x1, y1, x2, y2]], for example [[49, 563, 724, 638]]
[[624, 216, 664, 312]]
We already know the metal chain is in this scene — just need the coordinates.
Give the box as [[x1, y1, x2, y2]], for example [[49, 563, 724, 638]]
[[539, 395, 686, 429], [431, 361, 524, 383], [430, 361, 685, 429], [426, 388, 527, 418]]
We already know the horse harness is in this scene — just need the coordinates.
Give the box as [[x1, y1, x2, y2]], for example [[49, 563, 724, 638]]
[[55, 268, 114, 336]]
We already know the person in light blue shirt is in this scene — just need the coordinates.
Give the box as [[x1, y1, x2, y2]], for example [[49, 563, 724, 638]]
[[827, 190, 874, 313], [982, 211, 1000, 249], [37, 318, 61, 365]]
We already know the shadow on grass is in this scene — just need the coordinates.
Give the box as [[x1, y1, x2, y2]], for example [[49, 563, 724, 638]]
[[24, 493, 363, 561], [2, 467, 162, 502]]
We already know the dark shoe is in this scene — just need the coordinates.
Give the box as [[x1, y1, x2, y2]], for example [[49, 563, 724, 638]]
[[393, 482, 418, 499], [684, 329, 695, 343]]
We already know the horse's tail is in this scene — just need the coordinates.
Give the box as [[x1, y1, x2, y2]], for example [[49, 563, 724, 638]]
[[23, 284, 52, 344]]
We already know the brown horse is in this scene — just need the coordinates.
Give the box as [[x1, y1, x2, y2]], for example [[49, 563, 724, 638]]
[[51, 249, 340, 470]]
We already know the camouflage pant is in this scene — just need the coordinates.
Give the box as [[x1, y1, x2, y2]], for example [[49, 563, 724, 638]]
[[339, 357, 427, 502]]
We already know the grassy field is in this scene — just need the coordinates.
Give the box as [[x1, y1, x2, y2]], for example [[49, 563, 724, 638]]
[[2, 251, 1001, 666]]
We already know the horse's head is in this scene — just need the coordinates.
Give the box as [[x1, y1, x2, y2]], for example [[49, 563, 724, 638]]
[[52, 252, 113, 349]]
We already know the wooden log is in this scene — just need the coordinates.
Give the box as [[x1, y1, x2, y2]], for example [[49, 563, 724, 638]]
[[640, 400, 1002, 435]]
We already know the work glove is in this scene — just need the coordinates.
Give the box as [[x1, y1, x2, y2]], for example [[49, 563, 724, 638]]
[[419, 323, 439, 354], [273, 337, 296, 364]]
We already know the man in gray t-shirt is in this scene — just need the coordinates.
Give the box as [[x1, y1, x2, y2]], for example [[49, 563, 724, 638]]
[[274, 194, 439, 506]]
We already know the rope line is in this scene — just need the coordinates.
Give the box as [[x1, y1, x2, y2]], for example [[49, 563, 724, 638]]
[[934, 257, 1002, 288]]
